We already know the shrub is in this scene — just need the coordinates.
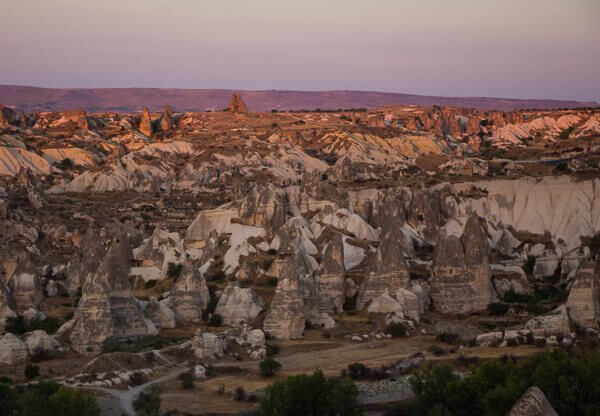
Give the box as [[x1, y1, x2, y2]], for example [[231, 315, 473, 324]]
[[435, 332, 461, 345], [395, 349, 600, 416], [179, 371, 194, 389], [24, 364, 40, 380], [385, 322, 408, 338], [19, 381, 100, 416], [130, 371, 145, 386], [208, 313, 223, 327], [488, 302, 509, 316], [5, 316, 26, 335], [0, 383, 18, 415], [233, 386, 246, 401], [259, 358, 282, 378], [266, 344, 280, 357], [523, 256, 536, 276], [347, 363, 370, 380], [260, 370, 362, 416], [166, 262, 183, 279], [133, 386, 160, 416]]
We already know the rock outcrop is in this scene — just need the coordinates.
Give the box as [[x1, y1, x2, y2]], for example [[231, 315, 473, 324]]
[[228, 93, 248, 113], [159, 105, 174, 131], [170, 263, 210, 324], [507, 386, 558, 416], [263, 275, 305, 339], [431, 215, 493, 314], [25, 330, 60, 359], [66, 226, 107, 294], [140, 107, 153, 136], [144, 297, 175, 329], [0, 105, 16, 125], [214, 284, 264, 326], [356, 215, 410, 310], [192, 330, 225, 361], [0, 333, 29, 364], [525, 305, 571, 337], [316, 230, 345, 314], [566, 260, 599, 329]]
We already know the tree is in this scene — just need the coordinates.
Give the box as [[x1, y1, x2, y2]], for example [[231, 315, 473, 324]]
[[19, 382, 100, 416], [134, 386, 161, 416], [259, 358, 282, 378], [260, 370, 362, 416], [0, 383, 19, 416], [24, 364, 40, 380]]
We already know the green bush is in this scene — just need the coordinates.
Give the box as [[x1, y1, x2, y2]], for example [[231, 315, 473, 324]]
[[347, 363, 370, 380], [259, 358, 282, 378], [234, 386, 246, 401], [208, 313, 223, 327], [133, 386, 160, 416], [435, 332, 461, 345], [5, 316, 26, 335], [393, 349, 600, 416], [386, 322, 408, 338], [260, 370, 362, 416], [24, 364, 40, 380], [18, 381, 100, 416], [488, 303, 509, 316], [0, 383, 19, 416], [179, 371, 194, 389]]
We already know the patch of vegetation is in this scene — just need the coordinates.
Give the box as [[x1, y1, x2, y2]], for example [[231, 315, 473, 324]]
[[385, 322, 408, 338], [523, 255, 536, 275], [166, 262, 183, 279], [259, 358, 282, 378], [5, 316, 62, 335], [24, 364, 40, 380], [488, 302, 509, 316], [129, 371, 145, 386], [0, 380, 100, 416], [266, 344, 280, 357], [179, 371, 194, 389], [133, 386, 161, 416], [346, 363, 370, 380], [208, 313, 223, 327], [233, 386, 246, 401], [435, 332, 461, 345], [56, 158, 74, 170], [558, 126, 574, 140], [387, 349, 600, 416], [260, 370, 362, 416]]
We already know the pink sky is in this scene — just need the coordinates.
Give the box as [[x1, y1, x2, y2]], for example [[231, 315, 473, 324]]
[[0, 0, 599, 101]]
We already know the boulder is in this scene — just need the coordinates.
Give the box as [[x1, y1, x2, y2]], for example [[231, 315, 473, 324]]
[[566, 260, 599, 329], [396, 288, 420, 322], [214, 284, 264, 326], [192, 330, 225, 361], [525, 305, 571, 337], [367, 293, 403, 315], [507, 386, 558, 416], [475, 331, 503, 346], [0, 333, 28, 365], [25, 330, 60, 359]]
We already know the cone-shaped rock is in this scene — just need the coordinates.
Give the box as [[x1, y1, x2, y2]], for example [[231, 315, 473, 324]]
[[228, 93, 248, 113], [140, 107, 153, 136]]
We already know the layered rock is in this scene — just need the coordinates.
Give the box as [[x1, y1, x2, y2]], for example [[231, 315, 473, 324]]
[[144, 297, 175, 329], [25, 330, 60, 359], [0, 279, 16, 331], [8, 254, 43, 313], [525, 305, 571, 337], [170, 263, 210, 324], [263, 275, 305, 339], [214, 284, 264, 326], [228, 93, 248, 113], [507, 386, 558, 416], [0, 333, 28, 365], [192, 330, 225, 361], [65, 226, 107, 294], [316, 230, 345, 314], [238, 184, 288, 234], [356, 215, 411, 310], [140, 107, 153, 136], [131, 227, 185, 281], [566, 260, 599, 329], [62, 108, 90, 129], [0, 105, 16, 125], [431, 215, 493, 314]]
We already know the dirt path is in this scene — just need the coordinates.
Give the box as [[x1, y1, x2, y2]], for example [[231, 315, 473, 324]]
[[82, 367, 188, 416]]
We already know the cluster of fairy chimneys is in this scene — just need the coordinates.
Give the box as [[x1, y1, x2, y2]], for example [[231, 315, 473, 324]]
[[138, 93, 247, 136]]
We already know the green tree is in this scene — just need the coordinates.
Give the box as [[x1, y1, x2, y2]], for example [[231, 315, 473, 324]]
[[47, 386, 100, 416], [0, 383, 19, 416], [24, 364, 40, 380], [260, 370, 362, 416], [259, 358, 282, 378]]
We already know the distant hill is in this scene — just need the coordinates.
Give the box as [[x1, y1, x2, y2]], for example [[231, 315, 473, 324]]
[[0, 85, 597, 113]]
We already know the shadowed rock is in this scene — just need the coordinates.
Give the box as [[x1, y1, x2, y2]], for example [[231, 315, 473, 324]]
[[507, 386, 558, 416], [215, 284, 264, 326], [170, 262, 210, 324], [263, 273, 306, 339], [566, 260, 599, 329], [431, 214, 493, 314], [316, 229, 345, 314], [356, 214, 410, 310]]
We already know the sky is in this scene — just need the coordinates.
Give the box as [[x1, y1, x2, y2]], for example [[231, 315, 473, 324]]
[[1, 0, 599, 102]]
